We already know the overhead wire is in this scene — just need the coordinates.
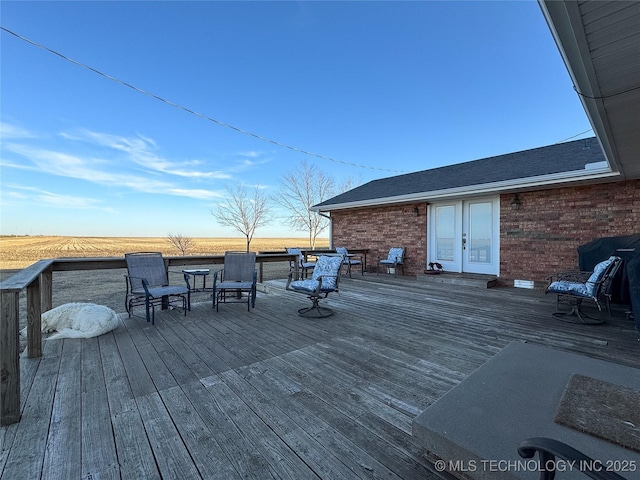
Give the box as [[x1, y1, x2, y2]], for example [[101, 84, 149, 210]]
[[574, 84, 640, 100], [554, 128, 593, 144], [0, 26, 405, 173]]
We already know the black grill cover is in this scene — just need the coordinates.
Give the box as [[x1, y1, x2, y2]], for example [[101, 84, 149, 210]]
[[577, 233, 640, 271], [625, 254, 640, 331], [578, 234, 640, 323]]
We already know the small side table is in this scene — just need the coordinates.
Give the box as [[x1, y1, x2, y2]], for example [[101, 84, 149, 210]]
[[182, 269, 211, 294]]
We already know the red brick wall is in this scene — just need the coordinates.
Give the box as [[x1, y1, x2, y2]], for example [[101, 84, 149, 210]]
[[500, 179, 640, 288], [331, 203, 427, 275], [329, 180, 639, 286]]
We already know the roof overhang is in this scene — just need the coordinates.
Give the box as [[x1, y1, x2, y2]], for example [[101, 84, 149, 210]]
[[314, 165, 619, 212], [538, 1, 640, 180]]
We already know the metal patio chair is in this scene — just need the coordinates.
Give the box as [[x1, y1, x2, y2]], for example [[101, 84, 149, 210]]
[[212, 251, 257, 312], [377, 247, 405, 277], [286, 255, 343, 318], [545, 255, 622, 324], [125, 252, 189, 324], [286, 247, 316, 279], [336, 247, 364, 277]]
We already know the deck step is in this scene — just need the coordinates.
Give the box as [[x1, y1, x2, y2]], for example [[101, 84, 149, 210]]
[[417, 272, 497, 289]]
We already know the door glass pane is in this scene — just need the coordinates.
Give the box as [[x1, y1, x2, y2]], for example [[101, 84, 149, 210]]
[[468, 202, 492, 264], [435, 205, 455, 261]]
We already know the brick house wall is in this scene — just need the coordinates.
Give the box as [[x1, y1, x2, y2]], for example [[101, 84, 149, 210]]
[[500, 179, 640, 288], [329, 179, 639, 286], [330, 203, 427, 276]]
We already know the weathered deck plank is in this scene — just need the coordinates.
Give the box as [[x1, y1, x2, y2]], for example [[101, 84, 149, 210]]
[[1, 340, 62, 479], [81, 337, 120, 480], [1, 276, 638, 479], [41, 340, 83, 480]]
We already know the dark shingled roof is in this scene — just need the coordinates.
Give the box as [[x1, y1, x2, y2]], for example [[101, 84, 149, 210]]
[[316, 137, 605, 208]]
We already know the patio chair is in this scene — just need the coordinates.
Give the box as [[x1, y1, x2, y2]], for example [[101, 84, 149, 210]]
[[545, 255, 622, 324], [377, 247, 405, 276], [125, 252, 189, 324], [212, 251, 257, 312], [286, 255, 343, 318], [286, 247, 316, 279], [336, 247, 364, 277]]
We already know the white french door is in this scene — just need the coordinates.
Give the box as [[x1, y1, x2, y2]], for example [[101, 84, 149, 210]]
[[428, 197, 500, 275]]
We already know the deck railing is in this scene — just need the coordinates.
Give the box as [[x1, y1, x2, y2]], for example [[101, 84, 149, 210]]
[[0, 253, 297, 426]]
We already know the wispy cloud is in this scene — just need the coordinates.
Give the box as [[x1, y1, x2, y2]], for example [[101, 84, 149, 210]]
[[0, 121, 37, 139], [4, 143, 131, 184], [168, 188, 225, 200], [1, 124, 254, 201], [238, 150, 262, 158], [230, 152, 273, 172], [2, 184, 115, 211], [60, 129, 234, 179]]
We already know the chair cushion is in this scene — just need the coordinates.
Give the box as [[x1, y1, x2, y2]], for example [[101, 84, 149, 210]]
[[547, 281, 591, 298], [311, 256, 342, 290], [386, 247, 404, 263], [336, 247, 361, 265], [585, 257, 615, 296], [289, 279, 322, 293]]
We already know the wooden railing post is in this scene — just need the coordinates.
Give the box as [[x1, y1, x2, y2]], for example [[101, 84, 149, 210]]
[[27, 274, 42, 358], [1, 291, 21, 426], [41, 265, 53, 313]]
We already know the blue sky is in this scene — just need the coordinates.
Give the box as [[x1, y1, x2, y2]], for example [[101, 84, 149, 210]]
[[0, 1, 593, 237]]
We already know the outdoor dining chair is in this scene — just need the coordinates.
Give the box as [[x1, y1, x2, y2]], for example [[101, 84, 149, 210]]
[[377, 247, 405, 277], [212, 251, 257, 312], [286, 255, 343, 318], [124, 252, 189, 324], [336, 247, 364, 277], [286, 247, 316, 279]]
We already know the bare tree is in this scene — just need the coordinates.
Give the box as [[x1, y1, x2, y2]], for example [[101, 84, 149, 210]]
[[337, 174, 362, 195], [275, 161, 336, 249], [167, 233, 194, 256], [212, 184, 271, 251]]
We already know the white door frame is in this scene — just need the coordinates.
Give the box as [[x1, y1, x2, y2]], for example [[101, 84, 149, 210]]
[[428, 197, 500, 275]]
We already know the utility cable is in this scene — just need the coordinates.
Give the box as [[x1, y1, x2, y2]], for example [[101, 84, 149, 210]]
[[554, 128, 593, 144], [574, 84, 640, 100]]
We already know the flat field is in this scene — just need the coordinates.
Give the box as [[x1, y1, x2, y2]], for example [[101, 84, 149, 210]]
[[0, 236, 329, 270]]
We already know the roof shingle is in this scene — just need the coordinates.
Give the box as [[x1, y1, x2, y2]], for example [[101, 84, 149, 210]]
[[316, 137, 605, 208]]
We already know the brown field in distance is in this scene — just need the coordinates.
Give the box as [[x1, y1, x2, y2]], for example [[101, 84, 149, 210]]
[[0, 236, 329, 270]]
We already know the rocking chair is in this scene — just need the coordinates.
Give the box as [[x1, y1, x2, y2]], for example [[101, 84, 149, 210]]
[[546, 256, 622, 324]]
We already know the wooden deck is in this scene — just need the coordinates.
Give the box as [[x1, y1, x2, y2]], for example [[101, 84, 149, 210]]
[[1, 275, 638, 480]]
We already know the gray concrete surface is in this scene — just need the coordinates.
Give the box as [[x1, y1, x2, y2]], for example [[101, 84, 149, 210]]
[[412, 340, 640, 480]]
